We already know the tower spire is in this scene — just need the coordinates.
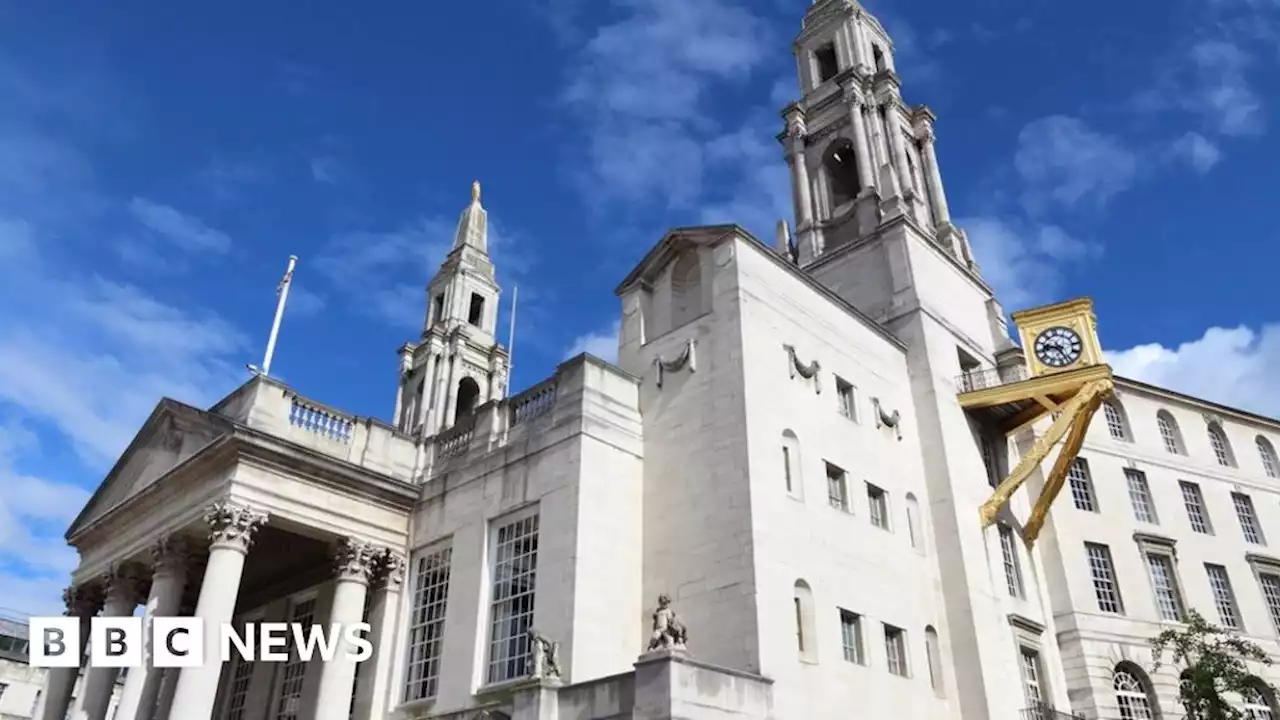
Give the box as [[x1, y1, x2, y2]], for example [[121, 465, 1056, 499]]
[[452, 180, 489, 252]]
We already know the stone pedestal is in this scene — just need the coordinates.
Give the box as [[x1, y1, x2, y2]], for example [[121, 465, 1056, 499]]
[[511, 679, 562, 720], [633, 649, 772, 720]]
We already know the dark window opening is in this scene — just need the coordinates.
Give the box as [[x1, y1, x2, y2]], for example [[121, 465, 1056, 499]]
[[815, 43, 839, 83], [432, 294, 445, 323], [957, 347, 981, 373], [455, 376, 481, 419], [824, 142, 862, 207], [873, 45, 887, 72], [468, 293, 485, 326]]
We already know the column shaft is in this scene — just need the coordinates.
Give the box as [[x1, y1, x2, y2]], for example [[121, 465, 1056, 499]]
[[420, 352, 438, 435], [848, 101, 876, 191], [38, 591, 99, 720], [787, 139, 815, 230], [78, 570, 143, 720], [921, 134, 952, 224], [887, 104, 914, 196], [315, 539, 376, 720], [114, 540, 188, 720], [352, 553, 405, 720], [441, 353, 460, 429]]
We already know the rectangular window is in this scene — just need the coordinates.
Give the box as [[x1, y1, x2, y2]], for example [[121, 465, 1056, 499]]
[[839, 609, 864, 664], [1019, 647, 1043, 706], [867, 483, 889, 529], [432, 294, 444, 323], [815, 43, 839, 83], [980, 434, 1003, 488], [1068, 458, 1098, 512], [405, 544, 454, 701], [468, 293, 485, 326], [1259, 573, 1280, 634], [884, 624, 908, 677], [835, 377, 857, 421], [1234, 493, 1266, 545], [1179, 481, 1213, 534], [1145, 553, 1185, 622], [274, 598, 317, 720], [1086, 543, 1124, 614], [827, 463, 849, 512], [1125, 469, 1158, 524], [224, 652, 254, 720], [999, 524, 1024, 598], [486, 510, 540, 684], [1205, 564, 1242, 629]]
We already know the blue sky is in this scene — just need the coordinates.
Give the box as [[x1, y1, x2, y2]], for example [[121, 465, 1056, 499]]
[[1, 0, 1278, 616]]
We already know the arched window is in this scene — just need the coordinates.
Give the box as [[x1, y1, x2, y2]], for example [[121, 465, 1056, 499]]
[[1257, 436, 1279, 479], [1157, 411, 1185, 454], [924, 626, 944, 697], [782, 430, 803, 499], [670, 251, 702, 330], [1208, 422, 1236, 467], [872, 44, 887, 72], [454, 376, 481, 419], [794, 580, 817, 663], [906, 493, 923, 551], [823, 140, 862, 209], [1242, 678, 1278, 719], [1113, 663, 1156, 720], [1103, 401, 1131, 441]]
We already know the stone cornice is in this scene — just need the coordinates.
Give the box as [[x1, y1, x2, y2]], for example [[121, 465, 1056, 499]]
[[1008, 613, 1046, 636], [1113, 375, 1280, 430]]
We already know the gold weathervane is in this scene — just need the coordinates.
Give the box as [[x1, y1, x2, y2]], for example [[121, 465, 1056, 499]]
[[966, 298, 1115, 547]]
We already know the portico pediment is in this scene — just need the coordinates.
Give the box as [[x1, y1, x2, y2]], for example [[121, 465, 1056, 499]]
[[66, 398, 232, 541]]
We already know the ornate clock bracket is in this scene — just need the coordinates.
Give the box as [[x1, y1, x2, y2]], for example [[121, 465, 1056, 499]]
[[654, 338, 697, 389], [783, 344, 821, 394], [872, 398, 903, 441]]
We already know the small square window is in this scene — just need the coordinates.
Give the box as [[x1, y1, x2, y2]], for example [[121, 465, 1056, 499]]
[[826, 463, 849, 512], [839, 609, 864, 665], [835, 377, 858, 421], [883, 624, 908, 677], [867, 483, 889, 530]]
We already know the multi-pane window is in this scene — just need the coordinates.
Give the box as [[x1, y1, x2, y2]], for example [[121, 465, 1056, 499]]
[[1179, 481, 1213, 534], [839, 609, 864, 664], [224, 652, 255, 720], [1020, 647, 1044, 706], [1209, 423, 1234, 467], [487, 511, 540, 684], [1125, 469, 1158, 524], [867, 483, 889, 529], [405, 544, 453, 701], [1114, 668, 1154, 720], [1234, 493, 1266, 545], [1104, 402, 1129, 441], [1205, 564, 1242, 629], [836, 377, 857, 421], [1241, 686, 1275, 720], [883, 624, 908, 677], [1158, 412, 1184, 454], [1086, 543, 1124, 614], [1258, 573, 1280, 634], [1145, 553, 1184, 622], [827, 463, 849, 511], [274, 598, 317, 720], [999, 524, 1024, 598], [1259, 436, 1279, 479], [1068, 458, 1098, 512]]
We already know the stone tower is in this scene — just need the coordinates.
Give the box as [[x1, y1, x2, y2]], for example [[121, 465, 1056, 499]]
[[782, 2, 1071, 719], [393, 182, 510, 436]]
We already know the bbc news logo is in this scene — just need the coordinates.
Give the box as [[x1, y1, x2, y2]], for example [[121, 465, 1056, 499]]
[[29, 618, 373, 668]]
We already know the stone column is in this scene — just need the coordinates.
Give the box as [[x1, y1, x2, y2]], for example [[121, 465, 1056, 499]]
[[77, 564, 148, 720], [168, 503, 268, 720], [151, 552, 205, 720], [113, 537, 189, 720], [352, 550, 406, 720], [314, 538, 376, 720], [886, 101, 915, 200], [36, 585, 104, 720], [919, 125, 952, 226], [419, 351, 438, 436], [846, 95, 876, 192], [392, 349, 413, 428], [783, 110, 822, 262], [441, 350, 460, 429]]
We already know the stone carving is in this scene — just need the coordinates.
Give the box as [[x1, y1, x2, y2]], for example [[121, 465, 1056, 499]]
[[333, 537, 378, 584], [647, 594, 688, 652], [654, 338, 697, 389], [63, 583, 105, 618], [783, 344, 822, 394], [204, 502, 269, 553], [374, 548, 407, 591], [102, 562, 150, 605], [527, 629, 562, 680], [150, 535, 192, 576], [872, 397, 903, 441]]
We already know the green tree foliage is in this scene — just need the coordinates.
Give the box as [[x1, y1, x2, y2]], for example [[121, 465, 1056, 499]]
[[1151, 609, 1273, 719]]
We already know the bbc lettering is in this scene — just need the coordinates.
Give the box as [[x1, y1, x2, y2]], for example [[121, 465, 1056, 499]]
[[29, 618, 373, 668]]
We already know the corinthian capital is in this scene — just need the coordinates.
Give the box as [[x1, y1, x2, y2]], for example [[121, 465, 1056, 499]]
[[332, 537, 377, 584], [102, 562, 150, 605], [373, 549, 407, 591], [150, 534, 192, 576], [63, 583, 105, 618], [203, 502, 269, 553]]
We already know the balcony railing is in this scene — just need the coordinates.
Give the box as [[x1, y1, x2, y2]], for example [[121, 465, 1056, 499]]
[[956, 364, 1030, 393], [1021, 702, 1085, 720]]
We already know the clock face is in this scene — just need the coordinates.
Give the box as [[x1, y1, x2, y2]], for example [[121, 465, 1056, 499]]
[[1034, 326, 1084, 368]]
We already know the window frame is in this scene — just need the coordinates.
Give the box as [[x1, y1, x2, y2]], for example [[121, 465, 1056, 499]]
[[1157, 411, 1185, 455], [1103, 402, 1130, 441], [1205, 562, 1243, 630], [1234, 492, 1267, 546], [1258, 435, 1279, 479], [1208, 422, 1236, 467], [1179, 481, 1213, 535], [484, 505, 541, 686], [834, 375, 858, 422], [999, 523, 1025, 599], [1125, 468, 1159, 525], [403, 540, 455, 702], [1067, 457, 1098, 513], [883, 623, 909, 677], [1086, 542, 1125, 615], [825, 462, 850, 512], [866, 482, 889, 530], [838, 608, 865, 665]]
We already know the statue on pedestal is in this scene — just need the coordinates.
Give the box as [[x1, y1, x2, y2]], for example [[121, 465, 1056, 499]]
[[647, 594, 688, 652], [527, 628, 561, 680]]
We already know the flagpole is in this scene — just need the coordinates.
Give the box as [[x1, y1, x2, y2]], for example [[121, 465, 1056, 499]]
[[505, 284, 518, 397], [262, 255, 297, 377]]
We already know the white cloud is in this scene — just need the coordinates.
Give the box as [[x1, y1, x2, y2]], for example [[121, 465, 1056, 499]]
[[1107, 324, 1280, 418], [1168, 131, 1223, 173], [565, 320, 620, 364], [128, 197, 232, 254], [961, 216, 1101, 309], [1185, 40, 1264, 137], [286, 284, 326, 318], [0, 425, 87, 578], [1014, 116, 1138, 213], [310, 156, 340, 184]]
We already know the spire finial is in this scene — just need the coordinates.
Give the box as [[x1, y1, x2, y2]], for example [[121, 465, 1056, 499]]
[[472, 181, 481, 204]]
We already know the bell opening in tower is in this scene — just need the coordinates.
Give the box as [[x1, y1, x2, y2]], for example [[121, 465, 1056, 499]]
[[815, 42, 839, 84], [455, 376, 481, 419], [468, 293, 485, 327], [824, 141, 862, 208]]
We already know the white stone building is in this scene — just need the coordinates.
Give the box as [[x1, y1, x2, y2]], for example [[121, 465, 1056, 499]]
[[0, 614, 121, 720], [36, 1, 1280, 720]]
